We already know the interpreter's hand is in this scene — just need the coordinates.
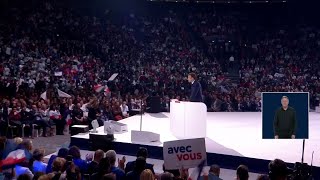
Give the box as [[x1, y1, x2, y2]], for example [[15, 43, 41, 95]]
[[118, 156, 126, 170], [275, 135, 279, 139], [291, 135, 295, 139]]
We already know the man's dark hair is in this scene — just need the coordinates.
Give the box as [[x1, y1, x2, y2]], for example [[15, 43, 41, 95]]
[[210, 164, 220, 176], [57, 148, 69, 158], [68, 146, 81, 159], [134, 156, 146, 173], [32, 149, 44, 161], [136, 147, 148, 158], [237, 165, 249, 180], [269, 159, 288, 180], [188, 73, 197, 80]]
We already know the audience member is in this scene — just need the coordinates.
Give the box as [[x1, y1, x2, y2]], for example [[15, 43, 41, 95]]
[[125, 147, 154, 174], [105, 150, 125, 180], [32, 149, 47, 173], [236, 165, 249, 180], [87, 149, 104, 175], [140, 169, 155, 180], [126, 157, 147, 180]]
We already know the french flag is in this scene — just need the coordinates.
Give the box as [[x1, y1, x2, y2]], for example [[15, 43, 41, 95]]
[[0, 149, 26, 170], [94, 84, 105, 93]]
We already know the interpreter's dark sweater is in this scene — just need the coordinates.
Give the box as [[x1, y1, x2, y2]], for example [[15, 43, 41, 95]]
[[273, 106, 297, 138]]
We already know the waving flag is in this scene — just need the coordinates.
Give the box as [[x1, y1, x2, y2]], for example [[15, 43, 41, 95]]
[[57, 89, 71, 98], [0, 149, 26, 169], [94, 84, 105, 93]]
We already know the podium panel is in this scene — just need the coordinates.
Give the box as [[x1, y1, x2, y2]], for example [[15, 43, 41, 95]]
[[170, 100, 207, 139]]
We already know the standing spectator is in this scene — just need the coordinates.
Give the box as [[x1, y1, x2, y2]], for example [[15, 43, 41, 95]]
[[236, 165, 249, 180], [32, 149, 47, 173], [140, 169, 155, 180], [46, 148, 69, 174], [68, 146, 88, 174], [91, 157, 112, 179], [87, 149, 105, 176], [105, 150, 125, 180], [200, 164, 222, 180], [125, 147, 154, 174], [126, 157, 146, 180]]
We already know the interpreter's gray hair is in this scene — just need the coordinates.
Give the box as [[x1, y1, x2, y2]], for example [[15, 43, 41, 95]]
[[281, 96, 289, 101]]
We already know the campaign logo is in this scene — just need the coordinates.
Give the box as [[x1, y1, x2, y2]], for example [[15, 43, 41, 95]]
[[167, 145, 202, 161]]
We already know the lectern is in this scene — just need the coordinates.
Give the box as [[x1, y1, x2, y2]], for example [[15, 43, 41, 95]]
[[170, 100, 207, 139]]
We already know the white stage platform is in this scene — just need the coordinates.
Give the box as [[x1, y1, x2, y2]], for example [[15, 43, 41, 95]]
[[71, 112, 320, 167]]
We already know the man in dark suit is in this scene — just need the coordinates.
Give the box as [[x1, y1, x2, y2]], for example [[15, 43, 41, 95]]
[[125, 147, 154, 174], [188, 73, 203, 102]]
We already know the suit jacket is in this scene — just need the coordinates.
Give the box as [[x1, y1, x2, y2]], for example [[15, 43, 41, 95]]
[[125, 161, 154, 174], [190, 81, 203, 102]]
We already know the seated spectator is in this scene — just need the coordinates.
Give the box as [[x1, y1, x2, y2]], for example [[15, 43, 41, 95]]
[[236, 165, 249, 180], [126, 157, 146, 180], [200, 164, 222, 180], [31, 105, 50, 137], [105, 150, 125, 180], [125, 147, 154, 174], [68, 146, 88, 174], [71, 103, 85, 125], [140, 169, 155, 180], [49, 105, 64, 135], [46, 148, 69, 173], [9, 107, 22, 128], [91, 157, 112, 180], [32, 149, 47, 173], [87, 149, 104, 175], [268, 159, 289, 180], [112, 102, 123, 121], [20, 106, 34, 138], [120, 101, 129, 118]]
